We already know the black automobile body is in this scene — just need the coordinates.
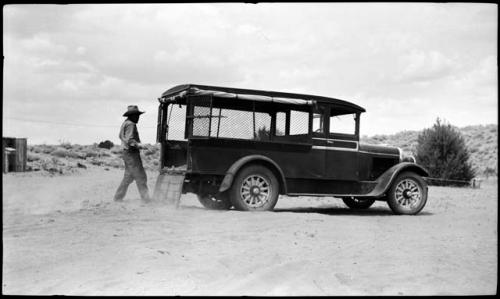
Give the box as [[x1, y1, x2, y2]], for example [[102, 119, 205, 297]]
[[156, 84, 429, 214]]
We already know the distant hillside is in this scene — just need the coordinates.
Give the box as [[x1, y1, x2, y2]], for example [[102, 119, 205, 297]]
[[22, 124, 497, 178], [361, 124, 498, 177]]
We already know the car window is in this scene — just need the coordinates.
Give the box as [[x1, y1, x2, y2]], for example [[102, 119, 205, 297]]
[[289, 110, 309, 135], [215, 108, 255, 139], [166, 104, 187, 140], [330, 112, 356, 135], [192, 104, 272, 140], [313, 113, 323, 133], [276, 112, 286, 136], [312, 106, 326, 135]]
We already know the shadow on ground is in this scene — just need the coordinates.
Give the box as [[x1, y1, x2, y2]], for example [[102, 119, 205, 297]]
[[179, 204, 433, 216], [274, 206, 433, 216]]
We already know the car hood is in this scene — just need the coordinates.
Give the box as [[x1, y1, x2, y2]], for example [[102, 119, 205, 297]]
[[358, 143, 400, 157]]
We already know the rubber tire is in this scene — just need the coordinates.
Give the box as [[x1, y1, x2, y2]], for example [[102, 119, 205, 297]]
[[342, 197, 376, 209], [197, 192, 232, 210], [386, 171, 428, 215], [229, 165, 280, 211]]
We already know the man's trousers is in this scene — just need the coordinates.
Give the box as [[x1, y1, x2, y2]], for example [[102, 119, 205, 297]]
[[114, 150, 150, 201]]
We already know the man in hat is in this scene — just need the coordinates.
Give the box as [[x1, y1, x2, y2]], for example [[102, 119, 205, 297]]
[[113, 105, 151, 203]]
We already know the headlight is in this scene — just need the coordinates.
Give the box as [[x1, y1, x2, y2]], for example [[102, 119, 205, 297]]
[[404, 155, 416, 163], [402, 153, 416, 163], [398, 147, 416, 163]]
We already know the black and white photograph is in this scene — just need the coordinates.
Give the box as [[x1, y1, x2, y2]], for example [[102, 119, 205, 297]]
[[2, 2, 497, 295]]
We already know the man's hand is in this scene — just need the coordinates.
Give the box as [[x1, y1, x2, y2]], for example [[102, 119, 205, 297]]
[[136, 143, 147, 150]]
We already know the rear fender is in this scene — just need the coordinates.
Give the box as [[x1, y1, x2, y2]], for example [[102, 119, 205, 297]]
[[366, 162, 429, 198], [218, 155, 287, 194]]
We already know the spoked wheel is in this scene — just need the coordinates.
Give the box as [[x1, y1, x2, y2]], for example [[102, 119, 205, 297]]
[[197, 192, 232, 210], [229, 165, 279, 211], [387, 171, 428, 215], [342, 197, 375, 209]]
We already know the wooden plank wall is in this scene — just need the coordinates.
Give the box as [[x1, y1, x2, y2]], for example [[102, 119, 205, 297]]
[[15, 138, 27, 172], [2, 139, 7, 173], [2, 137, 27, 172]]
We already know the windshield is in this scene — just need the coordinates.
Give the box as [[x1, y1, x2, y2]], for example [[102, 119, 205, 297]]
[[330, 113, 356, 135]]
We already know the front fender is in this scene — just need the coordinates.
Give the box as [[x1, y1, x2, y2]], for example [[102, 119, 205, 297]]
[[218, 155, 287, 193], [362, 162, 429, 198]]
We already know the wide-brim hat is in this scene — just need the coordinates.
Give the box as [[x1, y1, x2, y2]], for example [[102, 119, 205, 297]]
[[123, 105, 145, 116]]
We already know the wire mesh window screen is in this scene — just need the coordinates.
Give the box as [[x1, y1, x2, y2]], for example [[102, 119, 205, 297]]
[[290, 110, 309, 135], [188, 97, 310, 140], [215, 109, 254, 139], [165, 104, 187, 140], [210, 108, 223, 138], [192, 105, 212, 137], [191, 104, 272, 140], [190, 96, 212, 137]]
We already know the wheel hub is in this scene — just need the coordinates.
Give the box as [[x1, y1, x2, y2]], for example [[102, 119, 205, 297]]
[[403, 190, 413, 198], [395, 179, 422, 209], [240, 175, 271, 208]]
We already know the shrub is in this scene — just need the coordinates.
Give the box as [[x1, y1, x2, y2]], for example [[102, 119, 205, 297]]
[[31, 146, 42, 153], [99, 150, 111, 157], [51, 148, 70, 158], [41, 145, 56, 154], [110, 145, 123, 154], [59, 140, 73, 149], [51, 147, 80, 159], [104, 158, 123, 169], [89, 158, 104, 166], [98, 140, 114, 149], [416, 118, 475, 185], [27, 152, 42, 162], [83, 150, 99, 158], [73, 144, 85, 151], [483, 167, 497, 178]]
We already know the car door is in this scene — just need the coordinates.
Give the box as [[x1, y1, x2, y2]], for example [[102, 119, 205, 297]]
[[271, 108, 326, 180], [325, 107, 359, 181]]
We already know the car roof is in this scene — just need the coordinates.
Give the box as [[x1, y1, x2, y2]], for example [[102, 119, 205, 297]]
[[160, 84, 366, 113]]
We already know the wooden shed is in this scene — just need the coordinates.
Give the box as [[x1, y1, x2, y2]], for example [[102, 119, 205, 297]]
[[3, 137, 27, 173]]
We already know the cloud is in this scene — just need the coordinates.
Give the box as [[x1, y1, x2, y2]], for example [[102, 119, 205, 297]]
[[399, 50, 458, 83], [2, 3, 498, 144], [3, 5, 82, 38]]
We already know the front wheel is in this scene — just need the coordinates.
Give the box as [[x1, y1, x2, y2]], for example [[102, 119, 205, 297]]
[[197, 192, 232, 210], [386, 171, 428, 215], [342, 197, 375, 209], [229, 165, 280, 211]]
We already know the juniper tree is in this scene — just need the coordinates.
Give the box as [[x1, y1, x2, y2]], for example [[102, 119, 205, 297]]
[[416, 118, 475, 184]]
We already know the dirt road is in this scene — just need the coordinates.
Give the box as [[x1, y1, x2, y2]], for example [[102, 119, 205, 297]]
[[2, 168, 497, 295]]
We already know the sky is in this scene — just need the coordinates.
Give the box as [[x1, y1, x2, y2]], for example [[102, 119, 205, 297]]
[[2, 3, 498, 145]]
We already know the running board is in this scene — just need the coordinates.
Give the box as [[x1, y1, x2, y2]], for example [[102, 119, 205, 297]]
[[286, 192, 386, 199], [286, 181, 385, 199]]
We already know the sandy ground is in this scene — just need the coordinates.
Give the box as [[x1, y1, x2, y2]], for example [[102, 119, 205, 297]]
[[2, 167, 498, 295]]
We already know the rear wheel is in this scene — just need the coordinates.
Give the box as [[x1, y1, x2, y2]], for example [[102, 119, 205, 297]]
[[342, 197, 375, 209], [229, 165, 279, 211], [387, 171, 428, 215], [197, 192, 232, 210]]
